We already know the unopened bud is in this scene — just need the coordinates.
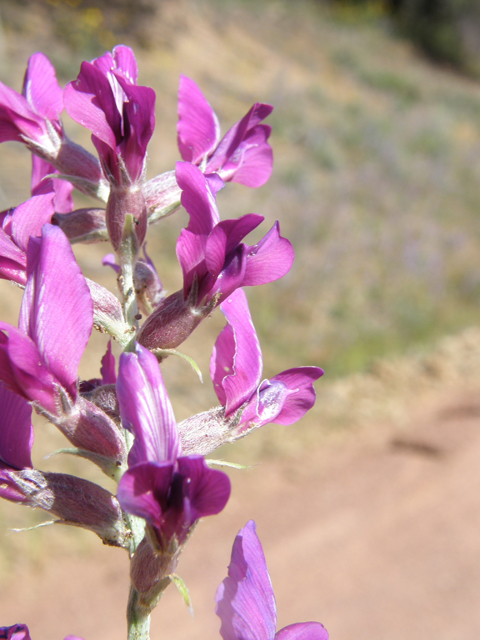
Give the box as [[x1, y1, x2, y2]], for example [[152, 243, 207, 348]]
[[106, 184, 147, 252], [53, 208, 107, 244], [143, 170, 182, 224], [8, 469, 129, 547]]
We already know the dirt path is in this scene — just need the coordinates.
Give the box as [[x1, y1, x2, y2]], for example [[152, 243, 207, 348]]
[[1, 387, 480, 640]]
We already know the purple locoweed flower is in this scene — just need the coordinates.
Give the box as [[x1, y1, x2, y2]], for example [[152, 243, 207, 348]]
[[116, 343, 230, 553], [211, 288, 323, 434], [0, 53, 105, 200], [64, 46, 155, 250], [137, 162, 294, 350], [0, 53, 63, 154], [178, 75, 273, 187], [0, 224, 126, 471], [64, 46, 155, 186], [216, 521, 329, 640]]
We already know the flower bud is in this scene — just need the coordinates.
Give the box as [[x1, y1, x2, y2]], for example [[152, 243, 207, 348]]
[[105, 184, 147, 252], [53, 208, 107, 244], [7, 469, 129, 547], [137, 288, 216, 351]]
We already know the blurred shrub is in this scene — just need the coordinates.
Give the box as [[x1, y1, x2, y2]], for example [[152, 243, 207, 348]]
[[329, 0, 480, 75]]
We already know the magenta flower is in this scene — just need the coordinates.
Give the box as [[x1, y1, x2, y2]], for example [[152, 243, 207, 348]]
[[64, 45, 155, 185], [178, 75, 273, 187], [137, 162, 294, 350], [216, 521, 329, 640], [0, 191, 56, 286], [0, 224, 93, 414], [116, 343, 230, 551], [0, 224, 126, 470], [0, 53, 63, 154], [64, 46, 154, 248], [211, 289, 323, 433]]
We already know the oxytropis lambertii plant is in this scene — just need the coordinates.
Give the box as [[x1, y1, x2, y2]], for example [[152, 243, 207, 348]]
[[0, 46, 327, 640]]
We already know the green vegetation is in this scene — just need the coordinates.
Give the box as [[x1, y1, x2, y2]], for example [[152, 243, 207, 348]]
[[1, 0, 480, 384]]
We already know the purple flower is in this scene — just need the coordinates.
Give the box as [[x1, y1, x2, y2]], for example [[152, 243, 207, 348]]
[[116, 343, 230, 551], [0, 53, 63, 153], [178, 75, 273, 187], [211, 289, 323, 433], [64, 46, 155, 186], [0, 191, 56, 286], [64, 46, 154, 248], [0, 224, 93, 414], [137, 163, 294, 350], [216, 521, 329, 640]]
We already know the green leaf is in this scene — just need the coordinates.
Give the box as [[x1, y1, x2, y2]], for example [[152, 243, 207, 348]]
[[206, 459, 251, 470], [170, 574, 194, 616], [153, 348, 203, 383]]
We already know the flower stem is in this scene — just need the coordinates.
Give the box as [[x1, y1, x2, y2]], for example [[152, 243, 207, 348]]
[[127, 586, 151, 640]]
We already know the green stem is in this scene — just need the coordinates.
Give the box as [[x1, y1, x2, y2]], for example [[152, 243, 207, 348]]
[[118, 214, 140, 335], [127, 586, 151, 640]]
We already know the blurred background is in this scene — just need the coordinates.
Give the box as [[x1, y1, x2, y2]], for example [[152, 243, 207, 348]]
[[1, 0, 480, 638]]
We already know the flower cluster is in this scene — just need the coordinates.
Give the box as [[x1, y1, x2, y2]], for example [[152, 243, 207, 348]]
[[0, 46, 326, 639]]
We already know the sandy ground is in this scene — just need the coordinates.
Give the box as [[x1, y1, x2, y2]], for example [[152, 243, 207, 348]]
[[0, 384, 479, 640]]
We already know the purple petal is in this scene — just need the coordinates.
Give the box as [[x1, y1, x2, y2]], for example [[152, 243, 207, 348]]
[[22, 52, 63, 122], [0, 322, 58, 413], [117, 343, 180, 465], [226, 126, 273, 188], [0, 384, 33, 469], [177, 75, 221, 163], [10, 193, 55, 252], [242, 222, 295, 286], [100, 341, 116, 384], [19, 224, 93, 399], [176, 455, 231, 521], [0, 623, 32, 640], [0, 82, 45, 143], [114, 79, 156, 180], [0, 228, 26, 284], [112, 45, 139, 84], [31, 156, 74, 213], [275, 623, 329, 640], [64, 61, 119, 150], [102, 253, 120, 273], [216, 520, 276, 640], [206, 103, 273, 187], [176, 162, 220, 234], [176, 228, 208, 296], [266, 368, 323, 425], [117, 460, 175, 529], [205, 215, 263, 278], [212, 289, 263, 415]]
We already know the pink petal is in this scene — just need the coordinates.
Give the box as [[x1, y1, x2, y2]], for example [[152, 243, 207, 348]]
[[0, 384, 33, 469], [275, 623, 329, 640], [20, 224, 93, 399], [177, 75, 221, 163], [216, 520, 276, 640], [213, 289, 263, 415], [22, 52, 63, 121], [117, 344, 180, 465]]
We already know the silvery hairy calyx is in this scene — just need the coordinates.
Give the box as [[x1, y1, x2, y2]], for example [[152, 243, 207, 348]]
[[0, 47, 327, 640]]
